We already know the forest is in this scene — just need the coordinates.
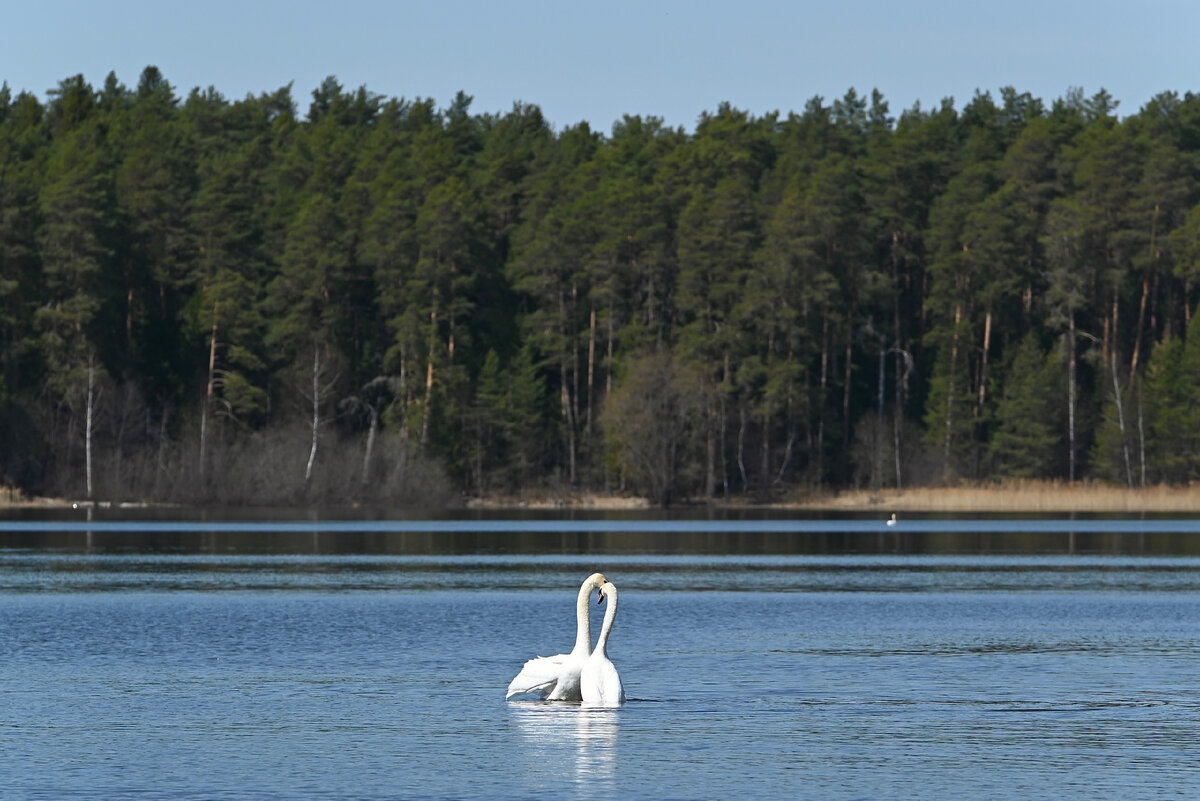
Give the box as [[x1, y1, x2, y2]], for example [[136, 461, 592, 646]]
[[4, 67, 1200, 506]]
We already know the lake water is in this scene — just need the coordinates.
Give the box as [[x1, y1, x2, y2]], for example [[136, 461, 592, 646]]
[[3, 515, 1200, 799]]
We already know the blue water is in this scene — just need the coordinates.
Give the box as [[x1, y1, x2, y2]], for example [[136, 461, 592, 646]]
[[3, 521, 1200, 799]]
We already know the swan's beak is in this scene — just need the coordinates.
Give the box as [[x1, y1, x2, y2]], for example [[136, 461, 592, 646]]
[[597, 590, 606, 605]]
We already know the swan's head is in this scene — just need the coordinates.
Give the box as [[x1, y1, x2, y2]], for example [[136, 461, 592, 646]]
[[597, 581, 617, 605], [584, 572, 608, 590]]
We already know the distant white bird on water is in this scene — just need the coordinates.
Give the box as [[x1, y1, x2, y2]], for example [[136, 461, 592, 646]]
[[887, 513, 897, 527], [506, 572, 607, 702]]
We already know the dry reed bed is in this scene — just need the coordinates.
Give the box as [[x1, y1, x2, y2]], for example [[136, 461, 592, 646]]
[[787, 482, 1200, 513], [467, 492, 652, 510], [0, 487, 62, 507]]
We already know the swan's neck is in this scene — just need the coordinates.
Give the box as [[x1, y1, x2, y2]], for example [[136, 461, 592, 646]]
[[594, 587, 618, 655], [572, 582, 593, 655]]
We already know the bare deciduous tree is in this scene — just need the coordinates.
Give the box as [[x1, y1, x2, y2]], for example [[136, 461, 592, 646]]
[[601, 351, 709, 506]]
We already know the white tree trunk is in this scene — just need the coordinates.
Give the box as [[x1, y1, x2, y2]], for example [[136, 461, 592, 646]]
[[586, 306, 596, 435], [1112, 351, 1132, 487], [86, 351, 95, 500], [1137, 388, 1146, 487], [305, 343, 319, 485], [944, 304, 962, 474], [362, 406, 377, 486], [421, 306, 437, 452], [1067, 313, 1077, 481], [201, 301, 218, 481]]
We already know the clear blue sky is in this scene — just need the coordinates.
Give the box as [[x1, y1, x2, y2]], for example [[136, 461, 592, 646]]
[[3, 0, 1197, 131]]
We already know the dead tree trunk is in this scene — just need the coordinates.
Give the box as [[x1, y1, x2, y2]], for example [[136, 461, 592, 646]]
[[85, 351, 95, 500], [362, 405, 378, 487], [737, 403, 748, 492], [1067, 312, 1077, 482], [305, 343, 320, 487], [944, 303, 962, 475], [201, 301, 218, 482], [420, 302, 437, 452], [705, 399, 716, 499], [974, 309, 992, 478], [587, 306, 596, 435], [1111, 350, 1132, 487], [559, 290, 576, 484], [817, 315, 829, 487]]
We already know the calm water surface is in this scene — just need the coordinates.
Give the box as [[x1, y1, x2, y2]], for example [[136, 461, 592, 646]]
[[3, 517, 1199, 800]]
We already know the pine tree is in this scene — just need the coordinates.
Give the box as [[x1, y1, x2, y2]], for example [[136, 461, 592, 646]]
[[1143, 312, 1200, 482], [36, 76, 114, 498], [924, 163, 999, 478], [990, 335, 1060, 477], [508, 123, 601, 483], [112, 66, 194, 405], [0, 89, 46, 398], [504, 340, 550, 486]]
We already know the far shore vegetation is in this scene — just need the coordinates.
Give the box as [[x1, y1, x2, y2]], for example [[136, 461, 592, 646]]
[[7, 69, 1200, 507], [8, 480, 1200, 514]]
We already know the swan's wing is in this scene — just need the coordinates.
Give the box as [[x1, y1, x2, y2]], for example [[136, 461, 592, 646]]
[[506, 654, 569, 699]]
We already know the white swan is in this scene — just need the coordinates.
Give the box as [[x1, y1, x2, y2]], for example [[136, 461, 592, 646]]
[[506, 572, 607, 701], [580, 581, 625, 709]]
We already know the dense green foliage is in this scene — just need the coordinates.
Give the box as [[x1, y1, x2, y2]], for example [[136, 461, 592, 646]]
[[4, 69, 1200, 504]]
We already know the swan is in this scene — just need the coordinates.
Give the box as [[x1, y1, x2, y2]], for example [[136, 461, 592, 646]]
[[506, 572, 608, 702], [580, 581, 625, 709]]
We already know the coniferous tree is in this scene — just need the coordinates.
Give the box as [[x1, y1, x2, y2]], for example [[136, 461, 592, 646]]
[[36, 76, 114, 497], [508, 123, 601, 484], [113, 67, 194, 408], [989, 335, 1061, 477], [0, 89, 46, 398]]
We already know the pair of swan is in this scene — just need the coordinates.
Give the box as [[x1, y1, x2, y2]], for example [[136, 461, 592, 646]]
[[506, 572, 626, 708]]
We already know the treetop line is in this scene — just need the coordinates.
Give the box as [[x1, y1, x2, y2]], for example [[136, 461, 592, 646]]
[[2, 67, 1200, 505]]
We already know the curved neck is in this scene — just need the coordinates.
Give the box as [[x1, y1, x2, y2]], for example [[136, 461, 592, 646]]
[[572, 581, 594, 655], [594, 587, 618, 654]]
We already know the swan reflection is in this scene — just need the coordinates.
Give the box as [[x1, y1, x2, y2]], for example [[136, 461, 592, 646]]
[[510, 703, 619, 786]]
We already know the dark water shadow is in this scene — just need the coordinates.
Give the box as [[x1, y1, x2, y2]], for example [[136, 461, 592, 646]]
[[2, 507, 1199, 555]]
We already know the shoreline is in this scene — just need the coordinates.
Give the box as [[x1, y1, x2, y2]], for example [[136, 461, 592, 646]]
[[770, 482, 1200, 513], [466, 481, 1200, 513], [6, 481, 1200, 514]]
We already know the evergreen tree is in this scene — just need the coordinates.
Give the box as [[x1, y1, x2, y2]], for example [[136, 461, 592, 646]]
[[188, 91, 277, 431], [1143, 312, 1200, 482], [0, 89, 46, 397], [924, 163, 998, 477], [508, 123, 601, 484], [112, 66, 194, 406], [989, 335, 1060, 477], [35, 76, 114, 497]]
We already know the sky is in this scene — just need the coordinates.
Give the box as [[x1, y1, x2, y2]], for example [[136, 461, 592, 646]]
[[3, 0, 1198, 131]]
